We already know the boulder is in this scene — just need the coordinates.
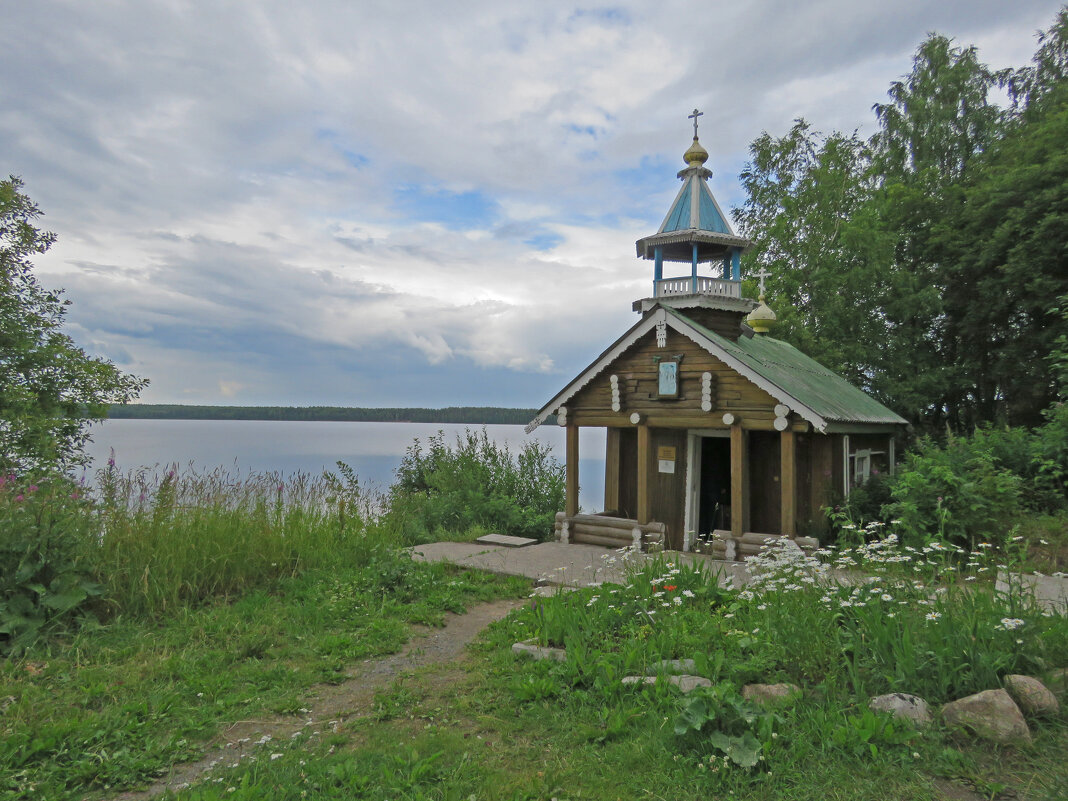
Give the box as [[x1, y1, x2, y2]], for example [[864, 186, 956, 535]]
[[621, 674, 711, 694], [868, 693, 932, 728], [941, 689, 1031, 745], [511, 642, 566, 662], [648, 659, 696, 674], [671, 675, 712, 693], [1004, 675, 1060, 718], [741, 683, 801, 707]]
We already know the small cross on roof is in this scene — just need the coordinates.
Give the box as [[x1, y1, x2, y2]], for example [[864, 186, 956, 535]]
[[753, 267, 771, 295], [688, 108, 703, 138]]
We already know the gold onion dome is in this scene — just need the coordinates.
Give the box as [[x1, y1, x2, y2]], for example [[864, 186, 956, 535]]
[[683, 136, 709, 167], [746, 294, 777, 334]]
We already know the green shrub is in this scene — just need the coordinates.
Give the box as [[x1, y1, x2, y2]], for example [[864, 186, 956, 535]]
[[0, 473, 101, 653], [884, 434, 1022, 550], [387, 428, 564, 543]]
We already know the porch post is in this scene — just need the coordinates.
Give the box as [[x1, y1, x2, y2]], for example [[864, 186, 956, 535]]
[[780, 429, 796, 537], [604, 428, 620, 513], [636, 423, 651, 524], [730, 423, 748, 537], [566, 424, 579, 518]]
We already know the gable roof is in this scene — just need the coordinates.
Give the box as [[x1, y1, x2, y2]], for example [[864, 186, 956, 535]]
[[527, 306, 907, 433]]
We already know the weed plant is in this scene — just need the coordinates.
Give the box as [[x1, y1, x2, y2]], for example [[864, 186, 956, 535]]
[[94, 462, 380, 618], [387, 428, 564, 543]]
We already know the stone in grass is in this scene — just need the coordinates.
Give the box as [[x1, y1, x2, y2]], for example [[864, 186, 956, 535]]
[[868, 693, 932, 728], [511, 642, 566, 662], [671, 675, 712, 693], [647, 659, 697, 675], [1003, 675, 1060, 718], [741, 683, 802, 707], [941, 689, 1031, 746], [621, 675, 711, 694]]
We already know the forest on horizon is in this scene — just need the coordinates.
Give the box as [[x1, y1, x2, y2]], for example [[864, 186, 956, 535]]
[[106, 404, 543, 425]]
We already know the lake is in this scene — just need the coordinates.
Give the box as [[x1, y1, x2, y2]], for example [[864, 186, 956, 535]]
[[83, 419, 607, 513]]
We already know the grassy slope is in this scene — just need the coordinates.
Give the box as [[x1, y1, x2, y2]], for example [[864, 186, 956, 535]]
[[0, 564, 528, 801]]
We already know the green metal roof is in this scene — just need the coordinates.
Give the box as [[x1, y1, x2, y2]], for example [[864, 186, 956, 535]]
[[668, 308, 907, 426]]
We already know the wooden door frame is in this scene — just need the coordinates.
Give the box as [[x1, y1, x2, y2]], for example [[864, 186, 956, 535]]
[[683, 428, 731, 551]]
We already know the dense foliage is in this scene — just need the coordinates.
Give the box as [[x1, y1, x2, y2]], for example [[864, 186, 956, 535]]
[[837, 402, 1068, 550], [736, 11, 1068, 430], [0, 177, 145, 472], [387, 428, 565, 542]]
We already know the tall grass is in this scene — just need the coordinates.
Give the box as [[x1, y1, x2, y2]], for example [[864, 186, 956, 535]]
[[93, 463, 385, 618]]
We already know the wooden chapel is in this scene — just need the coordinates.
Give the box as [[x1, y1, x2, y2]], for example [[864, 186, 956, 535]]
[[526, 115, 907, 555]]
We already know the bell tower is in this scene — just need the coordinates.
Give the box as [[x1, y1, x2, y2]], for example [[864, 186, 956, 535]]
[[633, 110, 757, 337]]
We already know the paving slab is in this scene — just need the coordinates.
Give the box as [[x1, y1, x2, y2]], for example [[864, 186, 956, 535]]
[[997, 571, 1068, 613], [408, 540, 752, 589], [475, 533, 538, 548]]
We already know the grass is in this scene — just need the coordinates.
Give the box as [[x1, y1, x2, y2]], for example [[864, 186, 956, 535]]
[[0, 560, 528, 800], [2, 451, 1066, 800], [118, 537, 1066, 801]]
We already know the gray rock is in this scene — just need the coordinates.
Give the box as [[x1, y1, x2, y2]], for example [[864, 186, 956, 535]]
[[621, 674, 710, 693], [1004, 675, 1060, 718], [941, 689, 1031, 745], [511, 642, 566, 662], [671, 675, 712, 693], [741, 683, 802, 706], [868, 693, 932, 728], [648, 659, 696, 674]]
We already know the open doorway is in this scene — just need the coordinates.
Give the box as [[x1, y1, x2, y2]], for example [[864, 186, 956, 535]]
[[686, 431, 731, 545]]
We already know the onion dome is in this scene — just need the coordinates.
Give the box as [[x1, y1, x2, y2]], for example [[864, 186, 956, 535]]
[[683, 136, 709, 168], [746, 294, 777, 334]]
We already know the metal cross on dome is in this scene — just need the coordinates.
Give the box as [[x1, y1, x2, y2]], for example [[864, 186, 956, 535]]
[[753, 267, 771, 295], [688, 108, 703, 138]]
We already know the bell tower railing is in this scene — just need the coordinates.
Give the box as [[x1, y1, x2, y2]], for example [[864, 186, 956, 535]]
[[655, 275, 741, 298]]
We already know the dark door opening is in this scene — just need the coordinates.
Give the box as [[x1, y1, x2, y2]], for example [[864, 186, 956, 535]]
[[698, 436, 731, 536]]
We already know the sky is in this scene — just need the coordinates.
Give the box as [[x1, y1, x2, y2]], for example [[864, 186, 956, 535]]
[[2, 1, 1064, 409]]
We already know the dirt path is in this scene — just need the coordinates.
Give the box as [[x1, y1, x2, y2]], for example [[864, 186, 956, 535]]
[[112, 598, 524, 800]]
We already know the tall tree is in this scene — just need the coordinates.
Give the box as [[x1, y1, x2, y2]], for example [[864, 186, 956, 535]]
[[734, 122, 898, 394], [931, 15, 1068, 425], [871, 35, 1008, 429], [0, 177, 146, 472]]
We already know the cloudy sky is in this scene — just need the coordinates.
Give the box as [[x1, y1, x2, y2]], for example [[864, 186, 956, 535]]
[[2, 1, 1063, 408]]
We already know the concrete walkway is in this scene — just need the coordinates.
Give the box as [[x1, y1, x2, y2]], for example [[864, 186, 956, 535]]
[[409, 541, 751, 589]]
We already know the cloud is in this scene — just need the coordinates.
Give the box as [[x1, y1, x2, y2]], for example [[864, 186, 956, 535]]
[[2, 0, 1064, 405]]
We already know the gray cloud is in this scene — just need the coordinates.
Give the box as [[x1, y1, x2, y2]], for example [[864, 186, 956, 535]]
[[2, 0, 1063, 405]]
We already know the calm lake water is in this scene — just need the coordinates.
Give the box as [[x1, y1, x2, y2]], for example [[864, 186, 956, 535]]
[[84, 419, 607, 513]]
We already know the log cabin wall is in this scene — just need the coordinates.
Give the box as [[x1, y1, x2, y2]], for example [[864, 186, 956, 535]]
[[748, 431, 781, 534], [648, 428, 688, 550], [670, 308, 748, 340], [566, 328, 784, 427]]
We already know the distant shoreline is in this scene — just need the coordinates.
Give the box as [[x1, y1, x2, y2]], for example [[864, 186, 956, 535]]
[[107, 404, 544, 426]]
